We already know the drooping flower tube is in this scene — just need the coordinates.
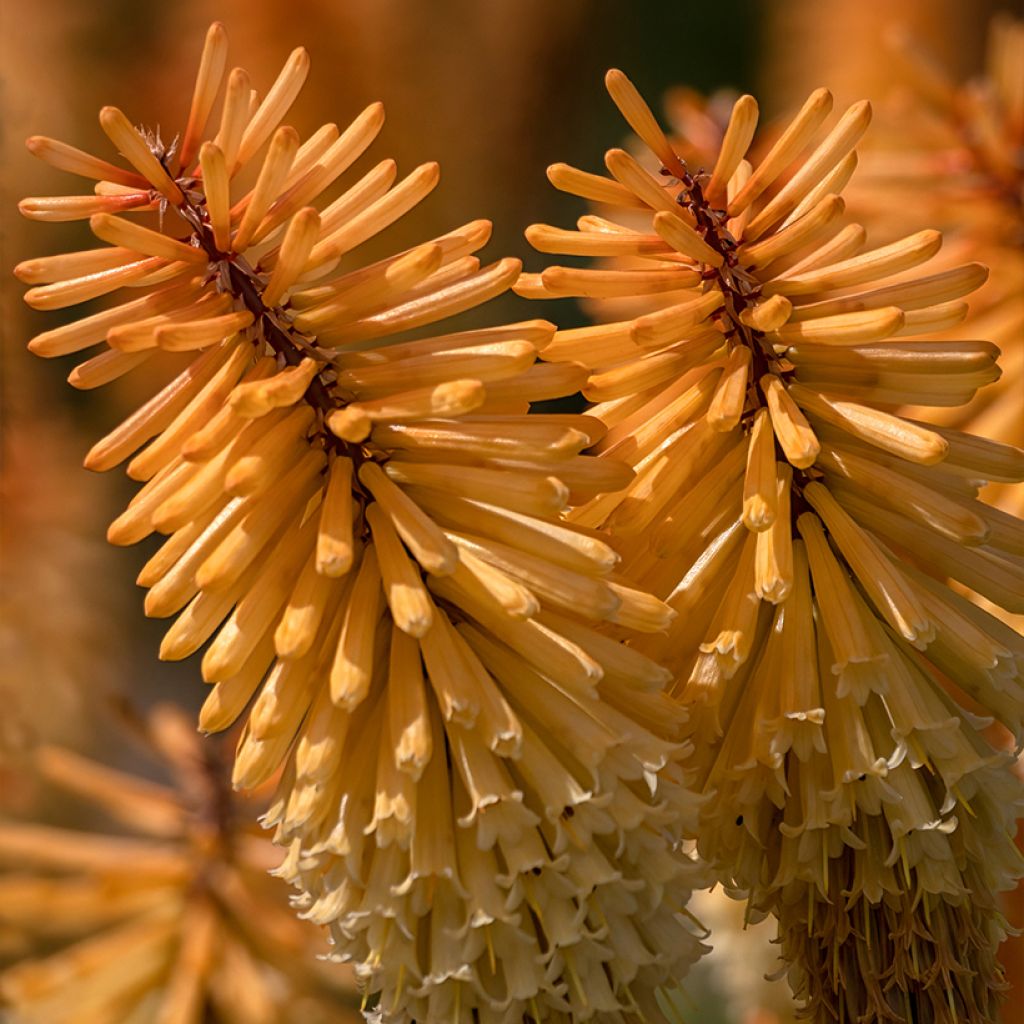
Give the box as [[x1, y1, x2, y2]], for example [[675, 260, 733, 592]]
[[17, 25, 709, 1022], [521, 69, 1024, 1023]]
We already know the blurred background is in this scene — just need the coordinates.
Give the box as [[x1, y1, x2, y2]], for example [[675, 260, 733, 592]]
[[1, 1, 1020, 1021]]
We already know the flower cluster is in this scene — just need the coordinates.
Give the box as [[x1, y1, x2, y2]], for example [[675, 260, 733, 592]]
[[0, 706, 360, 1024], [522, 70, 1024, 1022], [17, 25, 709, 1021]]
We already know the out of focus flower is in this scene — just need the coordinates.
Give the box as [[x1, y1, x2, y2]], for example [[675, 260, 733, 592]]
[[522, 70, 1024, 1022], [847, 16, 1024, 521], [0, 704, 359, 1024], [17, 23, 708, 1019]]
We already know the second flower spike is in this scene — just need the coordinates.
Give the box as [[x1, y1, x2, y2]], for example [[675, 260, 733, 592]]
[[522, 70, 1024, 1024]]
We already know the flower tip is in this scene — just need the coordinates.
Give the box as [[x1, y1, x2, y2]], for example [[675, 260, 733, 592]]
[[604, 68, 627, 89]]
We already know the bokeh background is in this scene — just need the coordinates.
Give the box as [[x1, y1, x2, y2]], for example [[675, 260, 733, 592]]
[[1, 1, 1020, 1021]]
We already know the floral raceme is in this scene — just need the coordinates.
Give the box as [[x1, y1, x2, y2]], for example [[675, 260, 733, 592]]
[[17, 24, 709, 1022], [522, 71, 1024, 1023], [0, 706, 361, 1024]]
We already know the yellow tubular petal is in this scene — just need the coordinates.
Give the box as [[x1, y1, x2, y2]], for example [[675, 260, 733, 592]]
[[213, 67, 252, 173], [922, 423, 1024, 483], [895, 299, 968, 336], [770, 307, 905, 345], [608, 417, 737, 536], [177, 23, 228, 171], [739, 193, 844, 271], [330, 381, 486, 443], [15, 246, 139, 284], [107, 456, 203, 546], [89, 213, 206, 263], [604, 147, 690, 218], [98, 106, 184, 203], [782, 150, 857, 228], [329, 547, 383, 708], [202, 513, 317, 680], [631, 289, 725, 348], [802, 481, 934, 645], [385, 461, 567, 519], [305, 162, 441, 272], [23, 256, 168, 311], [446, 547, 539, 620], [525, 223, 671, 258], [367, 503, 434, 637], [754, 463, 794, 603], [68, 348, 154, 390], [705, 94, 759, 204], [652, 209, 724, 266], [198, 142, 231, 252], [194, 449, 324, 590], [155, 312, 254, 352], [317, 257, 522, 346], [337, 339, 535, 398], [782, 222, 867, 278], [584, 346, 711, 403], [539, 264, 700, 300], [817, 446, 988, 544], [84, 341, 232, 471], [743, 409, 778, 531], [144, 498, 250, 617], [262, 207, 321, 306], [25, 135, 149, 188], [604, 68, 686, 176], [253, 102, 384, 242], [313, 158, 399, 242], [706, 345, 751, 431], [273, 546, 336, 660], [231, 126, 300, 252], [375, 420, 588, 463], [786, 263, 989, 322], [480, 362, 589, 410], [739, 294, 793, 332], [728, 88, 833, 216], [605, 578, 675, 632], [761, 374, 819, 469], [316, 455, 355, 577], [766, 229, 944, 297], [596, 362, 721, 458], [107, 291, 232, 353], [229, 358, 318, 418], [233, 46, 310, 170], [408, 485, 618, 575], [431, 576, 602, 694], [359, 462, 458, 576], [745, 99, 872, 240], [545, 162, 648, 208], [127, 340, 252, 480], [18, 191, 154, 222], [223, 405, 315, 496], [789, 383, 948, 465], [295, 242, 444, 331], [448, 531, 619, 622], [652, 444, 745, 557], [182, 357, 276, 460], [387, 624, 433, 778]]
